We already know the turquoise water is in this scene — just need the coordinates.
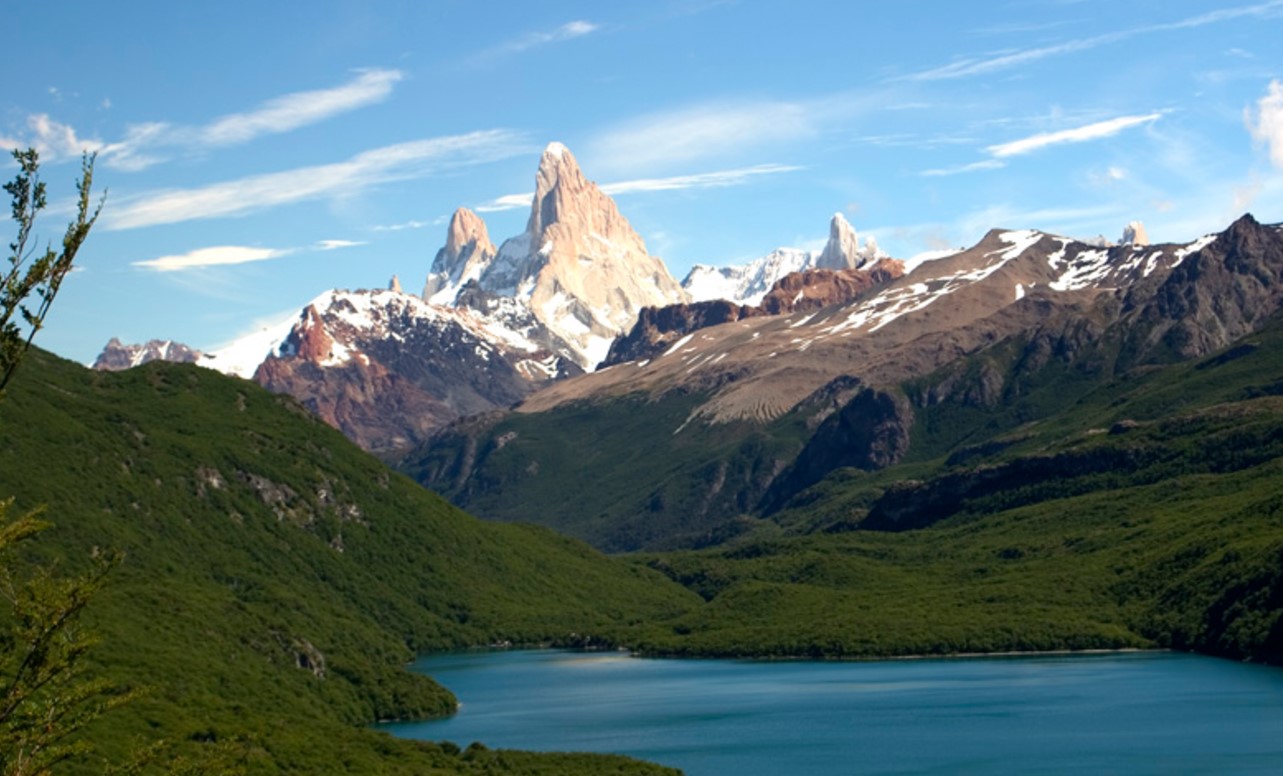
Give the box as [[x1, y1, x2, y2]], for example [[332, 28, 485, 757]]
[[382, 650, 1283, 774]]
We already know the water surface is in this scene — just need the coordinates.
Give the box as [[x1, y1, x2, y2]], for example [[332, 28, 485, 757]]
[[383, 650, 1283, 774]]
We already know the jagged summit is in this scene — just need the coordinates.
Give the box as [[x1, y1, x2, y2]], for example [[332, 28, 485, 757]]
[[424, 141, 687, 369], [816, 213, 863, 270], [1122, 221, 1150, 246], [423, 207, 497, 304], [684, 214, 889, 305]]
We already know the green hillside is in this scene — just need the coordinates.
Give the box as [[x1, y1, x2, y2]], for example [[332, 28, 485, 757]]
[[0, 349, 695, 774], [628, 317, 1283, 663]]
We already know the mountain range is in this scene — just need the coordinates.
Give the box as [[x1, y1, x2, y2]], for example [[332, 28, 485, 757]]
[[95, 143, 891, 453]]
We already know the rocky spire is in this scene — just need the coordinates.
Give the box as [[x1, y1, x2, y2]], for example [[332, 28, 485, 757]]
[[816, 213, 863, 270], [423, 207, 498, 304], [514, 142, 687, 368], [1121, 221, 1150, 246], [389, 275, 403, 294]]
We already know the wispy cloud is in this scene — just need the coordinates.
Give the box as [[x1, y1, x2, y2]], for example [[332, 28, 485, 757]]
[[0, 113, 104, 161], [988, 113, 1162, 157], [106, 129, 528, 230], [475, 193, 537, 213], [101, 69, 403, 170], [470, 20, 600, 63], [587, 101, 815, 174], [133, 236, 365, 273], [602, 163, 801, 194], [315, 239, 365, 250], [1246, 79, 1283, 168], [920, 113, 1162, 176], [902, 1, 1283, 81], [371, 219, 432, 231], [475, 163, 801, 212], [132, 245, 292, 272], [920, 159, 1006, 177]]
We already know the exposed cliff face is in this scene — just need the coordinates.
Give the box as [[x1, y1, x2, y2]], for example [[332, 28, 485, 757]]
[[92, 338, 202, 370], [422, 143, 688, 370], [250, 289, 579, 453], [603, 260, 905, 367], [423, 207, 497, 304], [683, 213, 890, 306]]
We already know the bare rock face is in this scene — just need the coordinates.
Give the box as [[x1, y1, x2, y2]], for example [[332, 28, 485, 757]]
[[423, 208, 498, 303], [757, 260, 905, 315], [602, 260, 905, 367], [92, 338, 201, 370], [425, 143, 688, 370], [519, 143, 688, 367], [815, 213, 864, 270], [389, 275, 403, 294], [1122, 221, 1150, 246]]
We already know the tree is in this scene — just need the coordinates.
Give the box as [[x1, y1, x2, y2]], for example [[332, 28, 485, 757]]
[[1, 149, 102, 395], [0, 148, 123, 776]]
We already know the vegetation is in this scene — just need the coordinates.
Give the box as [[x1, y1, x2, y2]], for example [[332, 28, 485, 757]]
[[0, 348, 697, 773]]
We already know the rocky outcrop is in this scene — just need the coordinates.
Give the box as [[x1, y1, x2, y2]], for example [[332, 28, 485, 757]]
[[1121, 221, 1150, 246], [602, 261, 905, 367], [757, 261, 905, 315], [423, 207, 498, 304], [423, 144, 688, 369], [92, 338, 201, 370], [251, 290, 579, 453], [684, 214, 890, 305], [763, 382, 914, 510], [815, 212, 864, 270], [1121, 214, 1283, 364]]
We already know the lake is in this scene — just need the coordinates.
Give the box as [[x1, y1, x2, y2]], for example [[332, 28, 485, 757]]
[[382, 649, 1283, 775]]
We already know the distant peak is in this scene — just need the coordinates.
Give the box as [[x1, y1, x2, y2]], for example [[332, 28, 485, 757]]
[[1121, 221, 1149, 247], [816, 212, 862, 270], [544, 141, 570, 159], [443, 207, 494, 259]]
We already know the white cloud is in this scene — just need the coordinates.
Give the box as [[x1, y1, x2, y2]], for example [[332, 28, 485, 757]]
[[499, 20, 599, 54], [468, 20, 601, 64], [474, 163, 801, 212], [902, 1, 1283, 81], [315, 239, 365, 250], [132, 245, 291, 272], [588, 101, 814, 174], [199, 69, 402, 146], [920, 159, 1007, 177], [601, 163, 801, 194], [475, 193, 534, 213], [987, 113, 1162, 158], [0, 113, 104, 161], [105, 129, 527, 230], [1246, 79, 1283, 168], [100, 69, 403, 170], [372, 219, 431, 231]]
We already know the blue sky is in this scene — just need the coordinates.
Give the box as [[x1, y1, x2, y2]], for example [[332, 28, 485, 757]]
[[6, 0, 1283, 363]]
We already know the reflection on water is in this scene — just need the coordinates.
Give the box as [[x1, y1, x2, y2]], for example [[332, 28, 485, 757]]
[[381, 650, 1283, 776]]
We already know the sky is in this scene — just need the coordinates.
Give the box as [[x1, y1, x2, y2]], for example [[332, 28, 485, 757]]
[[5, 0, 1283, 363]]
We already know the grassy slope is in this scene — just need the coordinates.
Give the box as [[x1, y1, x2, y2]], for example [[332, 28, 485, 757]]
[[0, 349, 695, 774], [626, 320, 1283, 662]]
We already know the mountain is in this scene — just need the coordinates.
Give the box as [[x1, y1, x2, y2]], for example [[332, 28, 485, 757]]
[[248, 288, 579, 452], [681, 213, 885, 305], [424, 143, 688, 369], [92, 337, 201, 370], [0, 347, 693, 773], [97, 142, 689, 452], [402, 214, 1282, 551]]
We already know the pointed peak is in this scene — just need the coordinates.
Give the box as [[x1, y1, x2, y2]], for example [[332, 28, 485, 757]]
[[816, 213, 862, 270], [543, 141, 571, 159], [445, 207, 493, 256], [389, 274, 403, 294], [1121, 220, 1149, 246]]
